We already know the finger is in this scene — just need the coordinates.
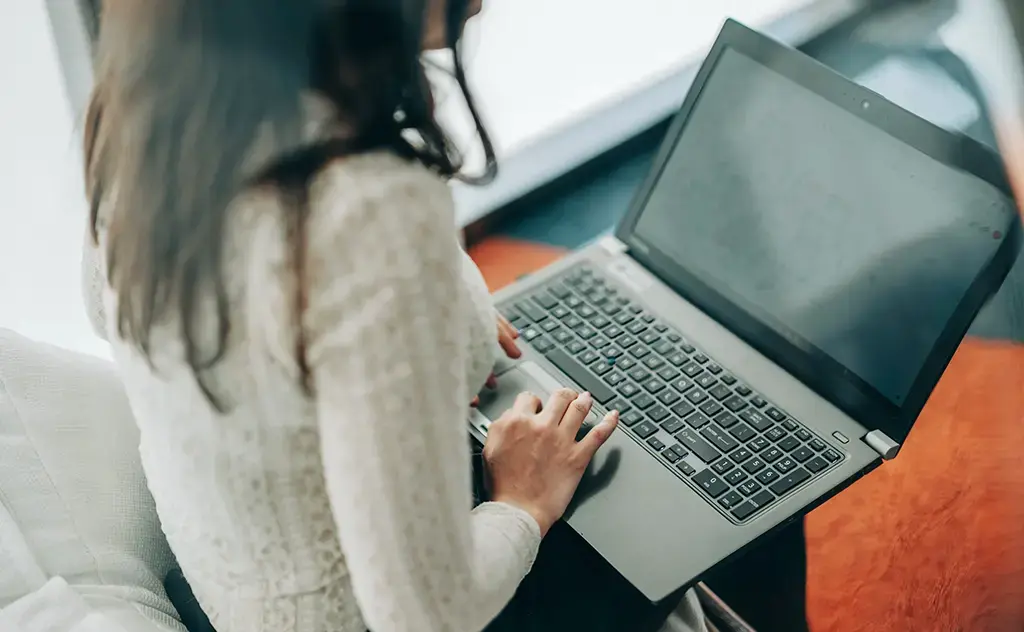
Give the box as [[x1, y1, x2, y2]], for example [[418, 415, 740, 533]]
[[578, 410, 619, 456], [485, 373, 498, 389], [513, 391, 542, 415], [498, 315, 519, 338], [541, 388, 578, 426], [470, 396, 480, 408], [559, 392, 593, 435], [498, 330, 522, 359]]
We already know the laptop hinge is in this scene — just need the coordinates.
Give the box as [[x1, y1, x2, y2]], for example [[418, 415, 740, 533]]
[[599, 235, 628, 255], [864, 430, 900, 460]]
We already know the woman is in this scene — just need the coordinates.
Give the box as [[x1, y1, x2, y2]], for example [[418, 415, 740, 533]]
[[80, 2, 707, 631]]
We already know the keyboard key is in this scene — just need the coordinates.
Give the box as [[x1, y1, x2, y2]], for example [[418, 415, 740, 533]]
[[604, 346, 624, 359], [564, 316, 583, 329], [666, 332, 682, 343], [577, 327, 597, 340], [700, 400, 724, 417], [710, 385, 733, 401], [669, 444, 689, 459], [619, 383, 640, 398], [735, 385, 752, 396], [724, 469, 747, 485], [676, 461, 696, 476], [545, 349, 616, 404], [632, 421, 658, 439], [808, 438, 826, 452], [647, 405, 669, 423], [516, 301, 547, 321], [640, 314, 655, 324], [644, 380, 666, 394], [627, 367, 650, 382], [621, 411, 644, 427], [533, 293, 558, 309], [590, 316, 611, 331], [552, 305, 572, 319], [675, 429, 722, 463], [722, 394, 747, 411], [747, 436, 770, 452], [693, 470, 728, 498], [522, 327, 542, 342], [533, 337, 555, 353], [749, 489, 775, 510], [795, 428, 811, 442], [775, 457, 797, 474], [712, 459, 735, 474], [657, 390, 681, 406], [607, 398, 630, 413], [604, 325, 623, 339], [739, 409, 771, 431], [823, 449, 842, 463], [729, 424, 756, 442], [632, 394, 655, 410], [782, 419, 798, 431], [616, 356, 636, 371], [629, 346, 651, 359], [657, 367, 680, 381], [765, 426, 786, 442], [685, 390, 709, 405], [643, 355, 665, 370], [638, 331, 660, 345], [714, 412, 739, 429], [614, 312, 634, 326], [777, 436, 800, 452], [718, 491, 744, 510], [666, 352, 688, 367], [590, 336, 610, 349], [749, 396, 767, 408], [769, 468, 810, 495], [805, 456, 829, 473], [541, 319, 560, 332], [671, 377, 694, 393], [696, 374, 717, 389], [742, 458, 766, 474], [566, 341, 586, 354], [791, 447, 814, 463], [755, 469, 780, 485], [738, 480, 761, 496], [660, 417, 686, 434], [693, 354, 709, 364], [647, 436, 666, 451], [626, 321, 647, 335], [684, 412, 712, 430], [653, 341, 675, 356], [730, 447, 753, 463], [682, 363, 703, 378], [730, 501, 758, 521], [720, 374, 737, 385], [579, 350, 600, 365], [671, 401, 696, 418], [662, 448, 681, 464], [679, 341, 696, 353], [605, 372, 626, 387], [617, 334, 637, 348], [602, 303, 622, 316], [761, 447, 783, 463], [701, 425, 739, 453], [590, 361, 613, 376], [706, 364, 723, 375], [765, 407, 787, 422], [548, 284, 571, 299], [577, 304, 596, 318]]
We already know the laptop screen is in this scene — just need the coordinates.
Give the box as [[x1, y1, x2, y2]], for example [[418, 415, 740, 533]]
[[630, 46, 1017, 411]]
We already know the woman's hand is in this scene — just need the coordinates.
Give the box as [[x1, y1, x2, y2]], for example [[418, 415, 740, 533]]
[[483, 389, 619, 536], [471, 314, 521, 407]]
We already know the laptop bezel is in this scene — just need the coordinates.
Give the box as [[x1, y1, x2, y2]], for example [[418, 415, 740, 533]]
[[614, 18, 1022, 445]]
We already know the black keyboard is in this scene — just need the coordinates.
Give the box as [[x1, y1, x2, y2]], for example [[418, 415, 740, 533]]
[[501, 265, 846, 524]]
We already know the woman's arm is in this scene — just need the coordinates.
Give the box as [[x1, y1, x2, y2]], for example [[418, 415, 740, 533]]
[[303, 159, 541, 632], [81, 229, 108, 340]]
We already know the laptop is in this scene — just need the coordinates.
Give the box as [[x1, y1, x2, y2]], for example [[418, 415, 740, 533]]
[[468, 19, 1022, 602]]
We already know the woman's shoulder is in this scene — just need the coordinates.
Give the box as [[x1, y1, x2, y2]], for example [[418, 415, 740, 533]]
[[308, 150, 454, 229]]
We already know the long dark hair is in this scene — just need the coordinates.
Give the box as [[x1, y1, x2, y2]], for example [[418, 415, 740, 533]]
[[84, 0, 494, 409]]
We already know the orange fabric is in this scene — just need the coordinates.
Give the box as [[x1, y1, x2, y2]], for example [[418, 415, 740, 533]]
[[470, 238, 1024, 631]]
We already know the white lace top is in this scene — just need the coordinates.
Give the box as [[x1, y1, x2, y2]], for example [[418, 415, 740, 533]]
[[82, 151, 542, 632]]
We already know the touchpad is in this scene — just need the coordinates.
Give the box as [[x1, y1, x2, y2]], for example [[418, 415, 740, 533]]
[[475, 361, 599, 435]]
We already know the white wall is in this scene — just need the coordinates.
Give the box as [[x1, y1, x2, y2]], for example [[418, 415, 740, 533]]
[[0, 3, 105, 357]]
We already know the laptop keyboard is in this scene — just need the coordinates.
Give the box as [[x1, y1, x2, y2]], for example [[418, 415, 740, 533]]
[[500, 264, 846, 524]]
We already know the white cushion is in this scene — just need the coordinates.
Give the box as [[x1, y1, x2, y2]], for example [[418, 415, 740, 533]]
[[0, 330, 183, 631]]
